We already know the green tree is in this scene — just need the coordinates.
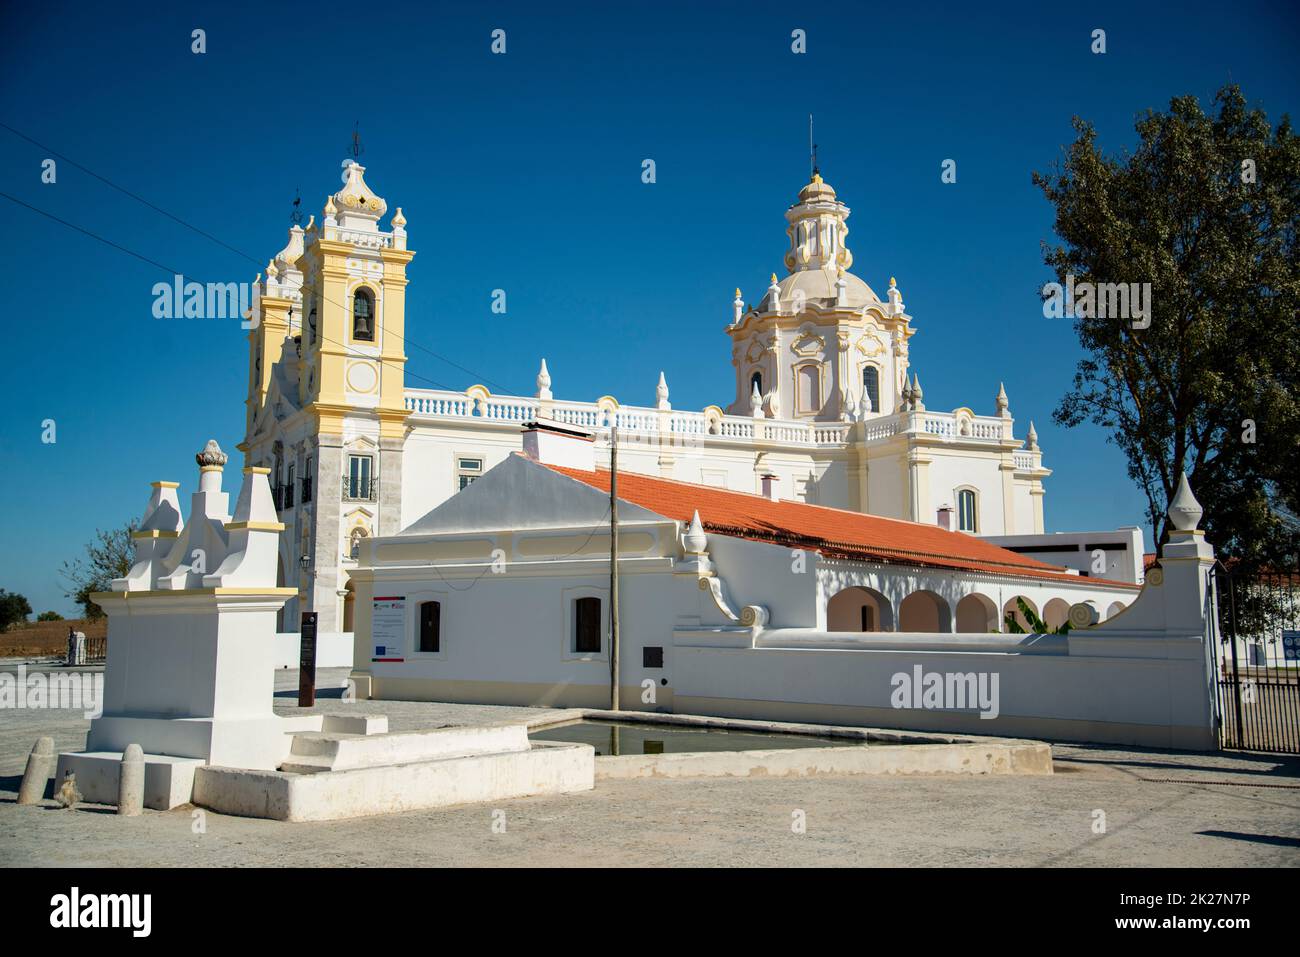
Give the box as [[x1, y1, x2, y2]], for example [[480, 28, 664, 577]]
[[61, 520, 137, 620], [0, 590, 33, 632], [1034, 84, 1300, 574], [37, 611, 64, 621]]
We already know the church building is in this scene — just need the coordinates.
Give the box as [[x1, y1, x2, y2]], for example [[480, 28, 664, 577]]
[[240, 159, 1077, 636]]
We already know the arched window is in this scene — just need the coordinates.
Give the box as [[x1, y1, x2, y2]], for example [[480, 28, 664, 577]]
[[750, 371, 763, 396], [862, 365, 880, 412], [352, 288, 375, 341], [308, 306, 317, 345], [957, 489, 978, 532]]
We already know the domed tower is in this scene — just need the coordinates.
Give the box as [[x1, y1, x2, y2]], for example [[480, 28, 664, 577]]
[[726, 171, 914, 422]]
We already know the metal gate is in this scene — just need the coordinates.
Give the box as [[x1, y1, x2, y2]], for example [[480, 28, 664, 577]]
[[1210, 562, 1300, 753]]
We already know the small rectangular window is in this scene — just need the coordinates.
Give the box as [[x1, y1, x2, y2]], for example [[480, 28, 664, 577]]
[[574, 597, 602, 654], [419, 601, 440, 653], [456, 457, 484, 492]]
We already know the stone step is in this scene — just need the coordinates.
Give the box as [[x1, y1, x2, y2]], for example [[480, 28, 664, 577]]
[[280, 723, 531, 773]]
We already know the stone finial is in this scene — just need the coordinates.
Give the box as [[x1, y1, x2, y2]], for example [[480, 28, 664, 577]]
[[996, 381, 1009, 417], [683, 510, 708, 555], [887, 276, 905, 315], [858, 388, 872, 419], [911, 374, 924, 412], [304, 214, 316, 233], [536, 358, 553, 400], [901, 376, 914, 410], [196, 439, 228, 470], [751, 380, 763, 418], [1167, 472, 1203, 532], [656, 371, 670, 410], [266, 258, 279, 279], [275, 225, 305, 268], [391, 207, 407, 228], [768, 273, 781, 312], [733, 287, 744, 324], [1026, 421, 1039, 451], [324, 194, 337, 217]]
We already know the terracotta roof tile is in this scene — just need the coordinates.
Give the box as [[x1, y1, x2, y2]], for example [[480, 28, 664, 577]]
[[544, 462, 1140, 591]]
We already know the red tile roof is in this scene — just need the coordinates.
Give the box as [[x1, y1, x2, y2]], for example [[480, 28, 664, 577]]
[[544, 462, 1140, 590]]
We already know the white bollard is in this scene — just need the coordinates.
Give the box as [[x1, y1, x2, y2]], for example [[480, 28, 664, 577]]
[[117, 743, 145, 816], [17, 737, 55, 805]]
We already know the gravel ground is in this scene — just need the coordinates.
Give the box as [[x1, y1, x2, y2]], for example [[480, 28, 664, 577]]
[[2, 665, 1297, 867]]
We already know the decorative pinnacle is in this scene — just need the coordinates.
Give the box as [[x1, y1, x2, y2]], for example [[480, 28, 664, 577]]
[[324, 194, 337, 216], [770, 273, 778, 285], [734, 288, 742, 300], [683, 510, 708, 555], [1167, 472, 1203, 532], [196, 439, 228, 469], [1027, 420, 1039, 450], [889, 277, 897, 288], [392, 207, 407, 228]]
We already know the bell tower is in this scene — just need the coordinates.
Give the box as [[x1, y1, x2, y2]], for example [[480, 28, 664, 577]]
[[241, 157, 416, 633]]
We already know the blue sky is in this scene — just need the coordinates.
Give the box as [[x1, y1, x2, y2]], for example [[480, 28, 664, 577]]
[[1, 1, 1296, 616]]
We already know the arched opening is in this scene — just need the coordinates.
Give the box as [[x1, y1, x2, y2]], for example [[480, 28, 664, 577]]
[[955, 593, 999, 633], [826, 586, 893, 632], [352, 287, 375, 341], [957, 488, 978, 532], [1002, 595, 1039, 632], [861, 365, 880, 413], [898, 590, 952, 633], [342, 580, 356, 633], [1107, 601, 1127, 620], [750, 370, 763, 396], [1043, 598, 1071, 631]]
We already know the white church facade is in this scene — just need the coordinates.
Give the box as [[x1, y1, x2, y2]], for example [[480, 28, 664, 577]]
[[240, 159, 1115, 636]]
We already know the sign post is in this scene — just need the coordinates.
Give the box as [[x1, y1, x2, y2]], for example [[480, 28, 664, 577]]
[[298, 611, 318, 707]]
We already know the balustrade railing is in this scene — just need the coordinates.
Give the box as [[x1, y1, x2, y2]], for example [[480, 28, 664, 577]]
[[402, 388, 1018, 452]]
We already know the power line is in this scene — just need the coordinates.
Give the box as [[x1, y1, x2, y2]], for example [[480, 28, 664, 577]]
[[0, 190, 460, 393], [0, 120, 511, 392]]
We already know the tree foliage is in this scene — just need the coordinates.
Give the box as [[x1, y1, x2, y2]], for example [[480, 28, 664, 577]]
[[1003, 596, 1072, 636], [1033, 85, 1300, 574], [0, 589, 32, 632], [61, 521, 137, 620]]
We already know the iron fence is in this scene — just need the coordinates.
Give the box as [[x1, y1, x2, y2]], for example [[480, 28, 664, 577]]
[[1210, 562, 1300, 753]]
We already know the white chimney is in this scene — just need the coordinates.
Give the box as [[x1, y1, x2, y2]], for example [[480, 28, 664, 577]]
[[522, 418, 596, 471], [760, 473, 780, 501], [936, 504, 953, 530]]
